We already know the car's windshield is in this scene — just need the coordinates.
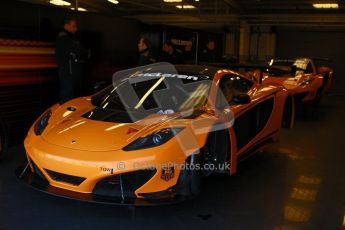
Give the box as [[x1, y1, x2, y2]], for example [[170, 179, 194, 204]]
[[98, 74, 211, 111], [269, 59, 309, 76], [270, 61, 294, 69], [86, 63, 213, 123]]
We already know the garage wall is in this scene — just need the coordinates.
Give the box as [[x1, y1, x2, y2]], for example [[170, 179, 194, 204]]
[[276, 27, 345, 95], [249, 32, 276, 62], [0, 1, 142, 66]]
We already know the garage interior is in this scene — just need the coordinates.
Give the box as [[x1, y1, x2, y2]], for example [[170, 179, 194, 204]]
[[0, 0, 345, 229]]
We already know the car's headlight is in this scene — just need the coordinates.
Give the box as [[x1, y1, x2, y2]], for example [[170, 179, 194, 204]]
[[123, 128, 184, 151], [34, 110, 52, 135]]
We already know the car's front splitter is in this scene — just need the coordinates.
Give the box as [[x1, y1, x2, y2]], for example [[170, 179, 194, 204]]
[[15, 164, 187, 206]]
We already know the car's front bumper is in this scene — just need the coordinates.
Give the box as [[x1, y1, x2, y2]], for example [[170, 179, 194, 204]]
[[15, 164, 187, 206], [21, 121, 204, 205]]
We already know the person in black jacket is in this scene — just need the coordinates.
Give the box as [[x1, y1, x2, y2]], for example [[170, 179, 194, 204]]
[[161, 41, 183, 64], [200, 39, 217, 63], [55, 18, 88, 103], [137, 37, 156, 66]]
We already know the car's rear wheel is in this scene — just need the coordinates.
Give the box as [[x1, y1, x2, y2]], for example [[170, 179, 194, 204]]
[[0, 120, 8, 160]]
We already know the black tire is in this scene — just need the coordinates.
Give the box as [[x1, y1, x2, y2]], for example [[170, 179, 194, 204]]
[[178, 153, 202, 198], [177, 129, 229, 198], [0, 120, 8, 160], [202, 129, 229, 176]]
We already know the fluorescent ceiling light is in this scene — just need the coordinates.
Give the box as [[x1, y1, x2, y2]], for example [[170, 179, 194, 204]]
[[176, 4, 196, 9], [164, 0, 182, 2], [70, 7, 87, 11], [312, 3, 339, 9], [49, 0, 71, 6], [108, 0, 119, 4]]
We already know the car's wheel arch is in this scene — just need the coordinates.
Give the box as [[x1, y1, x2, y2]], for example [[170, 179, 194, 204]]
[[177, 127, 231, 198]]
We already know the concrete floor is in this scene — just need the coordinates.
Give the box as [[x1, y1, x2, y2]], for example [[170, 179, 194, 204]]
[[0, 96, 344, 230]]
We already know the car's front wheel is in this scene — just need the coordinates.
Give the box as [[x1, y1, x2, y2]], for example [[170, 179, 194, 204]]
[[178, 153, 202, 198]]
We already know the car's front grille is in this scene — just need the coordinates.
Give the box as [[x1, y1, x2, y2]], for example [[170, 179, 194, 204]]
[[93, 169, 157, 199], [45, 169, 86, 186]]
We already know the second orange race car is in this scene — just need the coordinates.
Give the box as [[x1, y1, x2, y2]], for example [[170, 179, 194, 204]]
[[264, 57, 334, 104], [17, 63, 294, 205]]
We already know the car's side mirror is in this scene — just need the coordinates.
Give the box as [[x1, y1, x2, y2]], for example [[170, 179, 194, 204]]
[[232, 94, 251, 104], [290, 65, 297, 76], [94, 81, 107, 92]]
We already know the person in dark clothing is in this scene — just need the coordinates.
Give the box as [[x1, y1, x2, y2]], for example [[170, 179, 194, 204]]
[[161, 41, 183, 64], [55, 18, 88, 103], [137, 37, 156, 66], [200, 39, 217, 63], [183, 43, 194, 64]]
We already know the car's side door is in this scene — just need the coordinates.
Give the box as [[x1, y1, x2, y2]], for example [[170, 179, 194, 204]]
[[232, 97, 274, 151], [218, 74, 275, 153]]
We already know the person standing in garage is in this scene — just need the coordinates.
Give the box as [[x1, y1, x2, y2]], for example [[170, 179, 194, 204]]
[[55, 18, 89, 103], [200, 39, 217, 63], [183, 43, 194, 64], [161, 41, 183, 64], [137, 37, 156, 66]]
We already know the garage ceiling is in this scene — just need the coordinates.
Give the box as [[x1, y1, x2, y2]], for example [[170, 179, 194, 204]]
[[19, 0, 345, 29]]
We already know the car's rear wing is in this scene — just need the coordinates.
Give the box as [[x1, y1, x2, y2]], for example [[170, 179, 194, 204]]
[[269, 57, 331, 62], [203, 63, 303, 84], [310, 57, 331, 62]]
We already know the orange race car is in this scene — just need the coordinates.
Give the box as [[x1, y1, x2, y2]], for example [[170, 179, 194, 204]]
[[264, 57, 334, 104], [16, 63, 294, 205]]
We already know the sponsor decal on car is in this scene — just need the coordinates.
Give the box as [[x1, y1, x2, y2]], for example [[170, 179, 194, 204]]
[[133, 72, 210, 81], [100, 167, 114, 174], [161, 166, 175, 181]]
